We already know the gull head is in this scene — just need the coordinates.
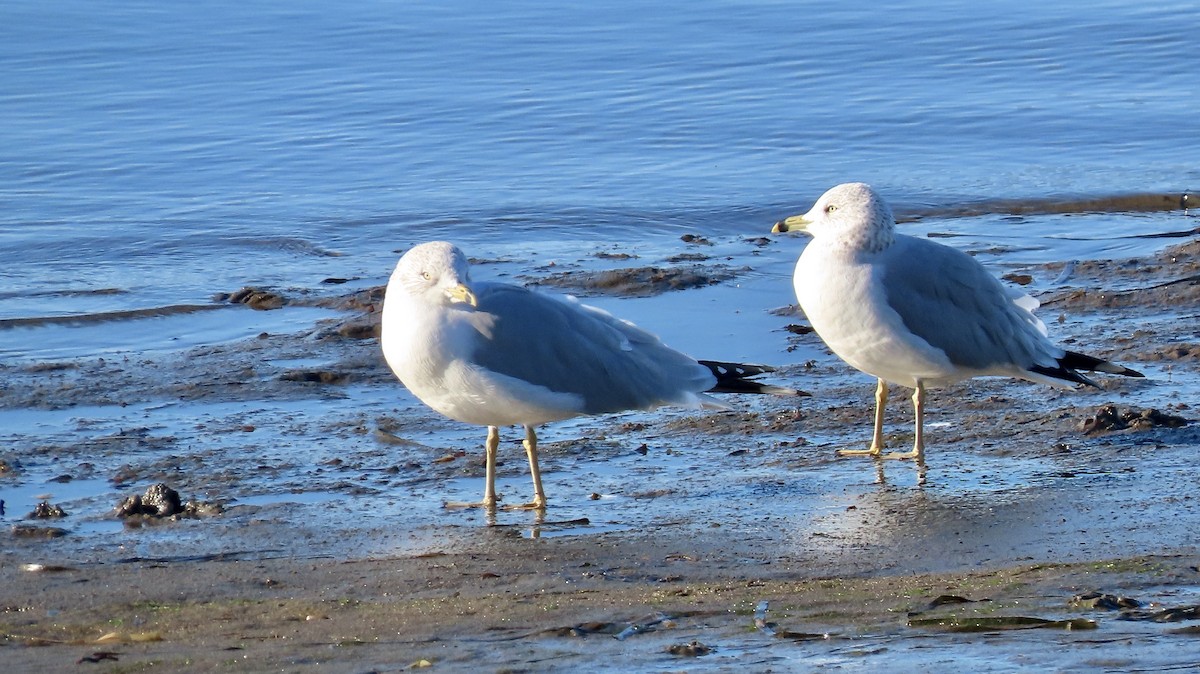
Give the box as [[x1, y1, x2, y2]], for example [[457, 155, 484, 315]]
[[390, 241, 478, 307], [772, 182, 895, 254]]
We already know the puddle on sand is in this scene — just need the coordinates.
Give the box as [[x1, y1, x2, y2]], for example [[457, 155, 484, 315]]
[[0, 476, 124, 538]]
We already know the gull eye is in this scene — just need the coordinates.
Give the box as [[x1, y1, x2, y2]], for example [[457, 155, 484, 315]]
[[825, 204, 837, 214], [420, 271, 432, 281]]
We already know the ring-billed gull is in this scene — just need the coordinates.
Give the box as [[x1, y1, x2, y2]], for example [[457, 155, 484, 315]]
[[382, 241, 804, 510], [772, 182, 1143, 461]]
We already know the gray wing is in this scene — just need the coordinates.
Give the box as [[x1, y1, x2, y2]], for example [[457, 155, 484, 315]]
[[879, 236, 1054, 370], [467, 282, 715, 414]]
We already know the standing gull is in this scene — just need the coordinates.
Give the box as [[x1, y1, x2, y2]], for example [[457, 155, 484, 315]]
[[382, 241, 803, 510], [772, 182, 1142, 461]]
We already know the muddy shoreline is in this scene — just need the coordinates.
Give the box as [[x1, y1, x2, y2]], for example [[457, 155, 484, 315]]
[[5, 543, 1200, 672], [4, 218, 1200, 671]]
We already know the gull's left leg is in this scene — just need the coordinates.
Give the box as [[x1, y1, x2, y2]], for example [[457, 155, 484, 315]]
[[879, 381, 925, 460], [506, 425, 547, 510], [911, 381, 926, 460]]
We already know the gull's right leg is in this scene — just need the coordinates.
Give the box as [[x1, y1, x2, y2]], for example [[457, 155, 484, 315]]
[[445, 426, 501, 510], [504, 425, 547, 510]]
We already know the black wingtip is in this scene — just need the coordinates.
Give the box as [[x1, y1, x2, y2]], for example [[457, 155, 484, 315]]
[[1029, 364, 1100, 388], [1060, 350, 1144, 378], [698, 359, 808, 396], [697, 360, 776, 378], [1030, 350, 1144, 387]]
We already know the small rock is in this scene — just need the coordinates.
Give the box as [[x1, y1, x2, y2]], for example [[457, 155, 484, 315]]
[[224, 287, 286, 310], [27, 502, 67, 519], [667, 641, 713, 657], [1085, 407, 1125, 433], [142, 483, 182, 516], [1071, 592, 1141, 610], [1079, 404, 1189, 434], [115, 483, 181, 518], [182, 501, 225, 517]]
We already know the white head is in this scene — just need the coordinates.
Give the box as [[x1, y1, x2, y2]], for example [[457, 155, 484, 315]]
[[388, 241, 477, 307], [772, 182, 896, 254]]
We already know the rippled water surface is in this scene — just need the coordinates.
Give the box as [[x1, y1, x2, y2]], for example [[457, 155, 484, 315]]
[[2, 0, 1198, 340]]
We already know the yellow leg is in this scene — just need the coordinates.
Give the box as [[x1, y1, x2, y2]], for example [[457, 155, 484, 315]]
[[871, 378, 888, 453], [504, 425, 547, 510], [838, 379, 923, 461], [879, 383, 925, 460], [911, 382, 926, 460], [445, 426, 501, 510], [838, 378, 888, 457]]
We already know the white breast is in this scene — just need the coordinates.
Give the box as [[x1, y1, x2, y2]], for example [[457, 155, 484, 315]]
[[793, 243, 958, 387]]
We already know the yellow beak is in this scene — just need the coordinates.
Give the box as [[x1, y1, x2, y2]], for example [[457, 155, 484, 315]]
[[771, 214, 811, 234], [447, 283, 478, 307]]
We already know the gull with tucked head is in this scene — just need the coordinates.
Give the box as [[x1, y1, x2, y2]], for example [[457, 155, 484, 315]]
[[772, 182, 1143, 462], [382, 241, 804, 510]]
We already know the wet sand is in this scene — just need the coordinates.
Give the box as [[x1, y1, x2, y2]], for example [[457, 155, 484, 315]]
[[3, 203, 1200, 672]]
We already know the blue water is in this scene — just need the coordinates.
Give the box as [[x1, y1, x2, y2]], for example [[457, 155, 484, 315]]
[[2, 0, 1198, 350]]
